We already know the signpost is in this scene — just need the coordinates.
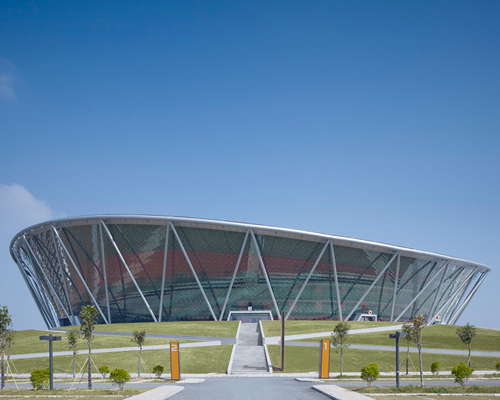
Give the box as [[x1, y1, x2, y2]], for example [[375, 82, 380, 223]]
[[280, 311, 285, 371], [39, 334, 62, 390], [319, 339, 331, 379], [170, 341, 180, 380], [389, 331, 406, 389]]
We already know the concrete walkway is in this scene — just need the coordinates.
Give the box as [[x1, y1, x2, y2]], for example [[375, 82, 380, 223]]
[[51, 328, 236, 345], [127, 385, 184, 400], [265, 324, 403, 344], [230, 323, 270, 375], [11, 340, 221, 360], [313, 384, 373, 400], [281, 341, 500, 357]]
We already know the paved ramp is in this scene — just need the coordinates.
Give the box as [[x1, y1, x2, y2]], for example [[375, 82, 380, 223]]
[[231, 323, 270, 374]]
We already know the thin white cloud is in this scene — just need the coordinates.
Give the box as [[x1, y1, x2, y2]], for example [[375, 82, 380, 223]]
[[0, 58, 18, 99], [0, 183, 55, 240]]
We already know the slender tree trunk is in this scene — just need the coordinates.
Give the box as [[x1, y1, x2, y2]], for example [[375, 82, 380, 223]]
[[88, 339, 92, 390], [138, 346, 142, 378], [1, 332, 5, 390], [73, 350, 76, 378], [340, 348, 343, 378], [6, 344, 11, 378], [468, 342, 471, 368], [406, 340, 409, 375], [418, 341, 423, 387]]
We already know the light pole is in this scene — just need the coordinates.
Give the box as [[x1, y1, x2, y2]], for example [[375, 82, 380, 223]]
[[389, 331, 406, 389], [39, 334, 62, 390]]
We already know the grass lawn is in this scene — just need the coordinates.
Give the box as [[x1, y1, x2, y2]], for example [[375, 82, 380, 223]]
[[295, 325, 500, 352], [366, 397, 498, 400], [349, 385, 500, 393], [0, 387, 148, 399], [66, 321, 239, 338], [7, 330, 192, 356], [261, 321, 400, 337], [10, 345, 233, 374], [267, 345, 499, 373]]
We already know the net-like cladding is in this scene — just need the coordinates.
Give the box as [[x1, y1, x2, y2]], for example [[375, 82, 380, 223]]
[[16, 222, 478, 324]]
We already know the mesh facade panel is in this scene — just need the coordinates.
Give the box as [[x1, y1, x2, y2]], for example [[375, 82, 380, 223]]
[[10, 217, 489, 328]]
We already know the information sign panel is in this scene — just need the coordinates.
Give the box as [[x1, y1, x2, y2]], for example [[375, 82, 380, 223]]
[[170, 341, 180, 380], [319, 339, 330, 379]]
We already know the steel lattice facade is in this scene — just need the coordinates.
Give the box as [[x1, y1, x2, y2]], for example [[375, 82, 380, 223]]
[[10, 215, 490, 328]]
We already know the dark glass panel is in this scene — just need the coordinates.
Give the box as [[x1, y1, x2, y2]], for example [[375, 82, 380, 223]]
[[28, 232, 71, 316], [334, 245, 394, 319], [253, 234, 325, 318], [223, 237, 277, 319], [108, 224, 167, 321], [60, 225, 109, 323], [288, 243, 340, 320], [175, 226, 246, 319]]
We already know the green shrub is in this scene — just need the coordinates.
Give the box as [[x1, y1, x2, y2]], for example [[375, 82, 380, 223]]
[[110, 368, 131, 390], [360, 363, 379, 387], [152, 365, 164, 379], [451, 363, 474, 387], [30, 368, 50, 390], [496, 361, 500, 372], [430, 361, 441, 375], [98, 365, 110, 379]]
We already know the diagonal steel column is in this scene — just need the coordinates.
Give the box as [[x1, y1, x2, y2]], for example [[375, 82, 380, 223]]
[[345, 252, 399, 321], [219, 230, 249, 321], [285, 241, 329, 320], [432, 268, 477, 324], [99, 222, 112, 324], [426, 261, 449, 326], [447, 269, 476, 323], [394, 261, 448, 322], [158, 223, 170, 323], [330, 242, 343, 321], [390, 253, 401, 322], [13, 248, 52, 329], [52, 226, 109, 324], [169, 222, 218, 321], [101, 221, 157, 322], [449, 271, 487, 324], [250, 230, 281, 320], [51, 228, 74, 321], [24, 236, 71, 322], [21, 240, 58, 326]]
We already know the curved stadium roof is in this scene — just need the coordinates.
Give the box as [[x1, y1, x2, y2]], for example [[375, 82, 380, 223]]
[[10, 215, 490, 328]]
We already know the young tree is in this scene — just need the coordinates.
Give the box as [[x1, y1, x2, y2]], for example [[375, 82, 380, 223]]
[[451, 363, 474, 387], [67, 329, 81, 378], [410, 314, 426, 387], [360, 363, 379, 387], [331, 322, 350, 377], [5, 329, 15, 378], [80, 305, 99, 390], [456, 323, 476, 368], [401, 323, 414, 375], [0, 306, 12, 390], [131, 330, 146, 378], [98, 365, 110, 379]]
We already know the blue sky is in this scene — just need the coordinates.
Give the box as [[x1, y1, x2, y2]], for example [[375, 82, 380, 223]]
[[0, 1, 499, 331]]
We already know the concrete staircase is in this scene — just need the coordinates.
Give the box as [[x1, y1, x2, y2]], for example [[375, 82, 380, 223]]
[[230, 323, 270, 374]]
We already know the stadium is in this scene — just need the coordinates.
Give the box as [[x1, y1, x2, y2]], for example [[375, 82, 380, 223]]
[[9, 215, 490, 329]]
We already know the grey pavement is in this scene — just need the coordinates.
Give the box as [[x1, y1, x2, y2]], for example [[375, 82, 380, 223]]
[[170, 377, 327, 400], [313, 384, 373, 400], [127, 385, 184, 400], [51, 328, 236, 345], [283, 341, 500, 358]]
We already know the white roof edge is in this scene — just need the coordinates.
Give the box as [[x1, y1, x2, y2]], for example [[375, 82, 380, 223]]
[[9, 214, 491, 272]]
